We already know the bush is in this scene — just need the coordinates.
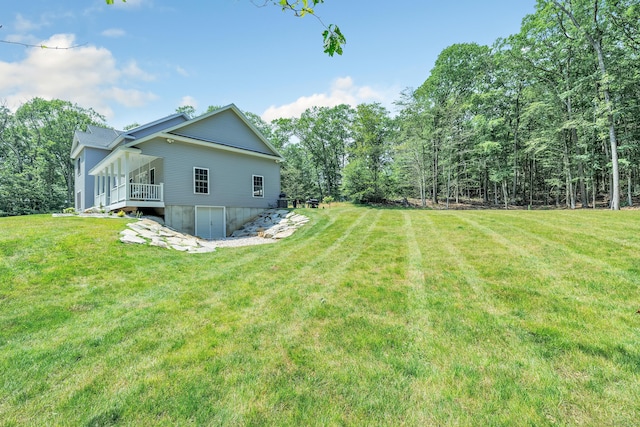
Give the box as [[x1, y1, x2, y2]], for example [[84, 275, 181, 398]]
[[117, 210, 126, 217], [63, 207, 76, 214]]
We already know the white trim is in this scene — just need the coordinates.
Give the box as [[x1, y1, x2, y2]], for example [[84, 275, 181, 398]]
[[108, 200, 165, 211], [88, 147, 142, 175], [193, 167, 210, 195], [252, 174, 264, 198], [149, 132, 284, 162]]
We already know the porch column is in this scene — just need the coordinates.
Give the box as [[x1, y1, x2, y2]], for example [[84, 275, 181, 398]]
[[108, 163, 115, 205], [100, 171, 106, 207], [93, 171, 98, 208], [116, 157, 122, 202], [124, 152, 130, 200]]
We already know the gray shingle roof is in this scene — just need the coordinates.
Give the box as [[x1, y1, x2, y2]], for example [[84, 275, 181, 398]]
[[75, 125, 122, 148]]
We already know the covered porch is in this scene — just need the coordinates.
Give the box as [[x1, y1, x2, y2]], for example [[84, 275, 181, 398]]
[[89, 147, 164, 211]]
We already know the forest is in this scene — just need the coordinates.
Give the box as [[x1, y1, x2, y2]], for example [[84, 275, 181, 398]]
[[1, 0, 639, 215]]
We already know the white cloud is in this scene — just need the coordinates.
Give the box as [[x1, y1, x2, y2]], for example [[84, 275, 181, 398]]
[[176, 66, 189, 77], [178, 96, 198, 109], [12, 11, 71, 33], [102, 28, 126, 38], [14, 14, 41, 32], [122, 60, 155, 81], [0, 33, 158, 121], [261, 76, 395, 122], [105, 87, 158, 108]]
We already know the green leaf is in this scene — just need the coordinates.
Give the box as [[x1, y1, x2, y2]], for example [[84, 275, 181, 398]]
[[323, 24, 346, 56]]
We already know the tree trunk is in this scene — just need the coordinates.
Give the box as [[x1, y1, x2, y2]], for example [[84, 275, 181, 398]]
[[551, 1, 620, 209], [577, 156, 588, 208], [529, 156, 535, 207], [432, 139, 439, 204], [483, 162, 489, 203], [563, 130, 575, 209], [512, 89, 521, 204], [502, 180, 509, 209], [592, 179, 596, 208], [628, 172, 633, 207], [446, 165, 451, 209]]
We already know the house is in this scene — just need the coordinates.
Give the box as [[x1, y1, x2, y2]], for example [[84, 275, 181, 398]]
[[71, 104, 285, 239]]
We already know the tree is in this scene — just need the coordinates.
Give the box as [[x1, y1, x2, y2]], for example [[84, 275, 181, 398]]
[[294, 105, 353, 198], [394, 89, 432, 207], [0, 98, 104, 215], [415, 43, 492, 206], [343, 103, 394, 202], [175, 105, 197, 119], [271, 117, 317, 201], [542, 0, 621, 209]]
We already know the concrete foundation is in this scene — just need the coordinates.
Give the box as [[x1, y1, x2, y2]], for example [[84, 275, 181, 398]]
[[164, 205, 196, 236], [164, 205, 267, 237], [226, 207, 265, 236]]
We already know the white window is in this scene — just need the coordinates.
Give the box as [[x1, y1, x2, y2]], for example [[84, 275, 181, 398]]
[[136, 170, 148, 184], [76, 158, 81, 176], [253, 175, 264, 198], [135, 168, 155, 185], [194, 167, 209, 194]]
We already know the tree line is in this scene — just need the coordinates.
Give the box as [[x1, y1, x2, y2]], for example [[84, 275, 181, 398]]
[[0, 99, 104, 215], [1, 0, 638, 215], [269, 0, 640, 210]]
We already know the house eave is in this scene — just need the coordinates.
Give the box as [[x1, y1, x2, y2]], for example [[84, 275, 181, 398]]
[[154, 132, 285, 162], [123, 131, 284, 162], [88, 147, 142, 175], [71, 141, 112, 159]]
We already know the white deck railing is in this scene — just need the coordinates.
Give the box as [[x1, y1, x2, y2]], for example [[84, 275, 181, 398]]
[[96, 183, 163, 207], [128, 183, 163, 201]]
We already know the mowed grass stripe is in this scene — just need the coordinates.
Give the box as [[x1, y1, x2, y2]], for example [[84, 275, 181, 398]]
[[190, 207, 416, 425], [462, 211, 640, 292], [437, 210, 640, 425], [400, 211, 563, 425], [549, 209, 640, 236], [501, 210, 640, 261], [126, 207, 413, 425]]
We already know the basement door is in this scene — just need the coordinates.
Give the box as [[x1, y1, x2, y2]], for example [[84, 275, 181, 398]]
[[195, 206, 226, 239]]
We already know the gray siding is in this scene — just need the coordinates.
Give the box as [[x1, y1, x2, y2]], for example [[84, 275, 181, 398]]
[[138, 138, 281, 209], [74, 147, 110, 210], [171, 109, 276, 155], [74, 153, 85, 210]]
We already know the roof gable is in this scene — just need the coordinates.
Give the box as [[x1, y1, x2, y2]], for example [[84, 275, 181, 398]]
[[162, 105, 282, 158], [72, 104, 283, 161], [71, 125, 121, 158]]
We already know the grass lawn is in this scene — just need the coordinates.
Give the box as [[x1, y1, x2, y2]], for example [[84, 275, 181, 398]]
[[1, 205, 639, 426]]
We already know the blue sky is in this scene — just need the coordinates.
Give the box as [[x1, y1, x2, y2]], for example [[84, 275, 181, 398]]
[[1, 0, 536, 129]]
